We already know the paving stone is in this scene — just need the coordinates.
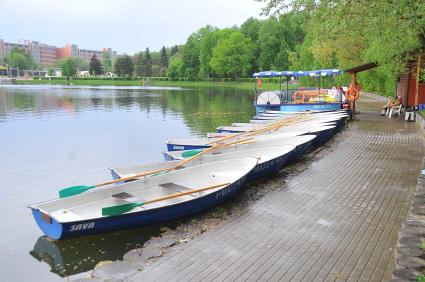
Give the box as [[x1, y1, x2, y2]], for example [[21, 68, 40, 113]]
[[392, 268, 423, 281], [143, 236, 176, 248], [91, 261, 140, 280], [399, 236, 422, 247], [123, 246, 162, 265], [396, 255, 425, 270], [397, 246, 424, 257]]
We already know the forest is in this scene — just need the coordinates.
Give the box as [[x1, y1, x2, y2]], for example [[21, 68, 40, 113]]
[[161, 0, 425, 95]]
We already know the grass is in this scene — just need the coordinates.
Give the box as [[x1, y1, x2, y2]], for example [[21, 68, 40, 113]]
[[15, 78, 286, 91], [417, 274, 425, 282], [150, 80, 284, 91], [420, 242, 425, 251]]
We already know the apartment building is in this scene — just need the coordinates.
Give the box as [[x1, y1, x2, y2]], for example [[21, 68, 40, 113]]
[[40, 44, 58, 66], [0, 37, 116, 67]]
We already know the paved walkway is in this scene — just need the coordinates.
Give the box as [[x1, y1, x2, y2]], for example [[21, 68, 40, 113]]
[[131, 96, 425, 281]]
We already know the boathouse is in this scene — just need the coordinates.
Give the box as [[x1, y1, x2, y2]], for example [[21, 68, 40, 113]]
[[396, 48, 425, 108], [345, 49, 425, 109]]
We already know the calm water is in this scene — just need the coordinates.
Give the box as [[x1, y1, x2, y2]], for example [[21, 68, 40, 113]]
[[0, 84, 255, 281]]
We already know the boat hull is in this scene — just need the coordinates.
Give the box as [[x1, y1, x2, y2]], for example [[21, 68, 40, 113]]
[[311, 127, 336, 147], [31, 176, 248, 240], [247, 151, 290, 180], [288, 138, 314, 162]]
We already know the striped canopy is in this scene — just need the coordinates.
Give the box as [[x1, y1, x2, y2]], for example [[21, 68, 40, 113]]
[[253, 69, 342, 77]]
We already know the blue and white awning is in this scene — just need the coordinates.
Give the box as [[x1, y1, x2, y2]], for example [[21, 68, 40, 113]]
[[253, 69, 342, 78]]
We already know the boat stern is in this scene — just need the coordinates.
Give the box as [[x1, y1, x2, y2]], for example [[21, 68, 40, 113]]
[[31, 208, 63, 240]]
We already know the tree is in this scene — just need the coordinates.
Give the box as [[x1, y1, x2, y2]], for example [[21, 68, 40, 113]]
[[159, 46, 168, 69], [5, 47, 35, 70], [171, 45, 179, 56], [72, 57, 89, 71], [150, 51, 161, 76], [181, 34, 201, 80], [167, 55, 183, 80], [114, 55, 134, 77], [241, 17, 262, 73], [47, 68, 55, 77], [89, 55, 103, 76], [273, 40, 291, 70], [134, 52, 144, 76], [198, 25, 220, 78], [240, 17, 262, 43], [257, 17, 285, 70], [60, 58, 76, 79], [210, 32, 254, 81], [102, 50, 112, 73], [140, 47, 153, 76]]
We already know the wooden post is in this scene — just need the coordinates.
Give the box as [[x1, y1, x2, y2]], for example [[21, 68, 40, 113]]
[[415, 54, 421, 107], [351, 72, 357, 113]]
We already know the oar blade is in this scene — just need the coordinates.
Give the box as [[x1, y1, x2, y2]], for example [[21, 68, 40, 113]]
[[181, 149, 203, 158], [59, 185, 95, 198], [102, 202, 144, 217]]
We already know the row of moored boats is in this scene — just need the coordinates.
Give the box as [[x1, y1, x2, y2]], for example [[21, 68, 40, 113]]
[[29, 110, 350, 239]]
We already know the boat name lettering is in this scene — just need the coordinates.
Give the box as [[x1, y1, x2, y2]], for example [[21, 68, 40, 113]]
[[173, 146, 185, 150], [70, 222, 95, 231], [216, 182, 238, 200]]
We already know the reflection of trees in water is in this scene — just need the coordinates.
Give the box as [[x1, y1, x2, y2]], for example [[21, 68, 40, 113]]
[[0, 89, 36, 119], [90, 97, 102, 107], [0, 87, 255, 135], [163, 88, 255, 134]]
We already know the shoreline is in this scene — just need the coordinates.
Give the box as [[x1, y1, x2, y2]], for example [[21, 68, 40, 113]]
[[13, 78, 287, 91]]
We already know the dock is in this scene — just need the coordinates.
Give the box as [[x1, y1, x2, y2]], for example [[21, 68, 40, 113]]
[[128, 96, 424, 281]]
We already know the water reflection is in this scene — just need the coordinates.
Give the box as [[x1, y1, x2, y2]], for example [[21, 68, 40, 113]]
[[30, 225, 164, 277], [0, 85, 255, 135]]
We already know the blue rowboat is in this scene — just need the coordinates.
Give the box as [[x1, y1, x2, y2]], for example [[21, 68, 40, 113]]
[[111, 145, 296, 182], [28, 158, 258, 240], [164, 135, 316, 163], [165, 131, 308, 152]]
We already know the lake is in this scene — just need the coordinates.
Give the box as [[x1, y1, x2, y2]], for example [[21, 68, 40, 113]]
[[0, 84, 255, 281]]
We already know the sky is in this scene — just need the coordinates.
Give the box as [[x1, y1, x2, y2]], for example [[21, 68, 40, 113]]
[[0, 0, 265, 54]]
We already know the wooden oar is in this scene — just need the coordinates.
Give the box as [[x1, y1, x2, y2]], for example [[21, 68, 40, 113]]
[[58, 137, 254, 198], [102, 182, 230, 216], [241, 115, 313, 138], [207, 114, 306, 145]]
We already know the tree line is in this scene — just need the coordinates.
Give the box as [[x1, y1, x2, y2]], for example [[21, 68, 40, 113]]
[[166, 14, 304, 81], [4, 0, 424, 96]]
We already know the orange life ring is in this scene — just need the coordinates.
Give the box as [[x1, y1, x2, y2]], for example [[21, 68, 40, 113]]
[[345, 83, 361, 101], [293, 92, 305, 103]]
